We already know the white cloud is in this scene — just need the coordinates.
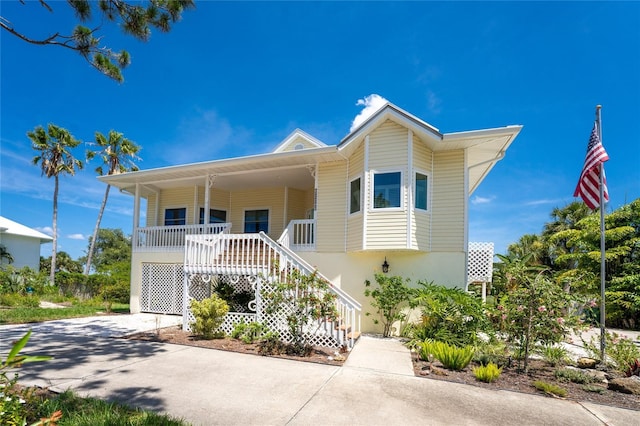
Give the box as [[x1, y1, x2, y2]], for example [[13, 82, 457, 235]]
[[523, 198, 565, 207], [426, 90, 442, 115], [350, 94, 389, 132], [471, 195, 495, 205], [36, 226, 54, 236], [67, 233, 85, 240]]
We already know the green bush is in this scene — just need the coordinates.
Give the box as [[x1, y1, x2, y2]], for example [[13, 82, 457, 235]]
[[189, 295, 229, 339], [0, 293, 40, 308], [422, 340, 474, 371], [533, 380, 567, 398], [408, 281, 490, 347], [539, 344, 570, 367], [554, 368, 596, 384], [258, 331, 286, 355], [582, 331, 640, 373], [364, 273, 413, 337], [231, 321, 266, 344], [100, 279, 130, 312], [473, 362, 502, 383], [473, 340, 509, 367]]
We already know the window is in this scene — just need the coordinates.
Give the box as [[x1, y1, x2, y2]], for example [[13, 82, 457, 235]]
[[164, 208, 186, 226], [294, 143, 304, 150], [349, 177, 361, 214], [199, 208, 227, 224], [244, 209, 269, 233], [373, 172, 401, 208], [415, 172, 428, 211]]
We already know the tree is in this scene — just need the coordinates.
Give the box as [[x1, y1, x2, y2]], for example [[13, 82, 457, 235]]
[[84, 130, 140, 275], [39, 251, 82, 275], [29, 124, 83, 285], [85, 228, 131, 272], [0, 0, 194, 82]]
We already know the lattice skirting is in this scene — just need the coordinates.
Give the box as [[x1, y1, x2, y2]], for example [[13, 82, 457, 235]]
[[141, 263, 184, 315], [184, 272, 343, 348]]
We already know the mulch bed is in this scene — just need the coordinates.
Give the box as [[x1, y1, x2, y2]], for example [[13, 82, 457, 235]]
[[124, 325, 348, 366], [411, 352, 640, 411]]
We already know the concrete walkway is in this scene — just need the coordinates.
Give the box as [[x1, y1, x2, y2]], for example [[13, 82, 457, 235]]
[[1, 317, 638, 425]]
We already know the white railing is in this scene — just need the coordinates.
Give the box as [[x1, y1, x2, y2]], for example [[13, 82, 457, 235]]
[[184, 231, 361, 348], [277, 219, 315, 251], [135, 223, 231, 252]]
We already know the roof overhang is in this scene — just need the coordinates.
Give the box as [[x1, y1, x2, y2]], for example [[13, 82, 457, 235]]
[[100, 146, 342, 196]]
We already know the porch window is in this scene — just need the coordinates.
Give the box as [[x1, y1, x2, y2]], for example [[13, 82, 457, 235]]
[[199, 208, 227, 224], [349, 177, 361, 214], [373, 172, 401, 209], [244, 209, 269, 233], [164, 208, 186, 226], [415, 172, 428, 211]]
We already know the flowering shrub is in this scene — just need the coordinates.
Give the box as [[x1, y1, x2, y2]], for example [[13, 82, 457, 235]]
[[495, 272, 581, 372]]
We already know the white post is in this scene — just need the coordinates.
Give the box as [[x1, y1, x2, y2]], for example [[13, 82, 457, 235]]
[[133, 183, 140, 248]]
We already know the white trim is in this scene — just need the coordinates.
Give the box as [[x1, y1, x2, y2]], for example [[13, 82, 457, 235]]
[[272, 128, 328, 153], [369, 169, 405, 212], [243, 207, 271, 234], [407, 130, 413, 249], [362, 135, 369, 250], [283, 186, 289, 230], [133, 183, 140, 247], [204, 174, 211, 224], [193, 186, 198, 224], [463, 149, 470, 285]]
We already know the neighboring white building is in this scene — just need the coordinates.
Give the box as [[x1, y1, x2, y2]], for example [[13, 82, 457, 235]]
[[0, 216, 53, 271]]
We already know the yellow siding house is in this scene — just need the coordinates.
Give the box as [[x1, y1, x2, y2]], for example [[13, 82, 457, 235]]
[[101, 103, 521, 336]]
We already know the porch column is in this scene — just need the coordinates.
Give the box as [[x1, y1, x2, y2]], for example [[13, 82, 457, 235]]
[[204, 174, 211, 224], [133, 183, 140, 248]]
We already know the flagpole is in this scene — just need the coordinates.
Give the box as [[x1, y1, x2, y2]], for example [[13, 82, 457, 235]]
[[596, 105, 606, 361]]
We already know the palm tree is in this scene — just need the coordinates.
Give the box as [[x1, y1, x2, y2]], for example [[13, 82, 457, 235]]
[[84, 130, 140, 275], [29, 124, 83, 285]]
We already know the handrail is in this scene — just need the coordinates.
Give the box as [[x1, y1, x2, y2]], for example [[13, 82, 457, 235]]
[[277, 219, 315, 251], [135, 223, 231, 252], [260, 232, 361, 311]]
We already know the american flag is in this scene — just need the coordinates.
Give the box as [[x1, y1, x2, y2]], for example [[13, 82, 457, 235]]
[[574, 121, 609, 210]]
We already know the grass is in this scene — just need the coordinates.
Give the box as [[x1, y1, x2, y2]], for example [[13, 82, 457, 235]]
[[0, 303, 129, 324], [25, 389, 187, 425], [533, 380, 568, 398]]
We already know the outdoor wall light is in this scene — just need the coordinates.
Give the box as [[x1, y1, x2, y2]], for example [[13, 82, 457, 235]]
[[382, 257, 389, 273]]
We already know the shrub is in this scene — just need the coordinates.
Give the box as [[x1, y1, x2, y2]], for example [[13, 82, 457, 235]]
[[100, 279, 130, 312], [262, 268, 337, 349], [231, 321, 266, 344], [539, 344, 570, 367], [189, 295, 229, 339], [582, 331, 640, 373], [473, 340, 509, 367], [364, 273, 413, 337], [258, 331, 286, 355], [473, 362, 502, 383], [422, 340, 474, 371], [0, 292, 40, 308], [554, 368, 596, 384], [533, 380, 567, 398], [410, 281, 490, 346]]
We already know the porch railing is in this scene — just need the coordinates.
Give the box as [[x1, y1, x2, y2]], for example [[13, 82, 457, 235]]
[[134, 223, 231, 252], [184, 231, 361, 348], [277, 219, 315, 251]]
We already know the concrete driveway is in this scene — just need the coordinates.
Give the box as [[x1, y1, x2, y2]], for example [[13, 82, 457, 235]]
[[1, 315, 637, 425]]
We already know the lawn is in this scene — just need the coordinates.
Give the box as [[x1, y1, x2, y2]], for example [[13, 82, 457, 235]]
[[0, 302, 129, 324]]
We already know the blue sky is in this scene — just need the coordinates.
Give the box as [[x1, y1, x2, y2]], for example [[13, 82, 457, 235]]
[[1, 1, 639, 261]]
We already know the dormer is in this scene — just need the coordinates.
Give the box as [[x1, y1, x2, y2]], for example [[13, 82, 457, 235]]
[[272, 129, 328, 153]]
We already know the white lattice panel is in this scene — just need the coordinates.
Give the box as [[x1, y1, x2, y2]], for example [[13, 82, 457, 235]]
[[468, 242, 494, 283], [183, 271, 342, 347], [141, 263, 184, 314]]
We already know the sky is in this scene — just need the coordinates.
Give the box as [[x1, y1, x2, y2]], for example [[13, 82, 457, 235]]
[[1, 1, 639, 262]]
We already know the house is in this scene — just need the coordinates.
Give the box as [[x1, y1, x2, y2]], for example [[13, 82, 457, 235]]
[[100, 102, 521, 345], [0, 216, 53, 271]]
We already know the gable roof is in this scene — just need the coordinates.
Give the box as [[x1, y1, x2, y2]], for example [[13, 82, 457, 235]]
[[272, 129, 328, 153], [337, 102, 522, 194], [0, 216, 53, 243]]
